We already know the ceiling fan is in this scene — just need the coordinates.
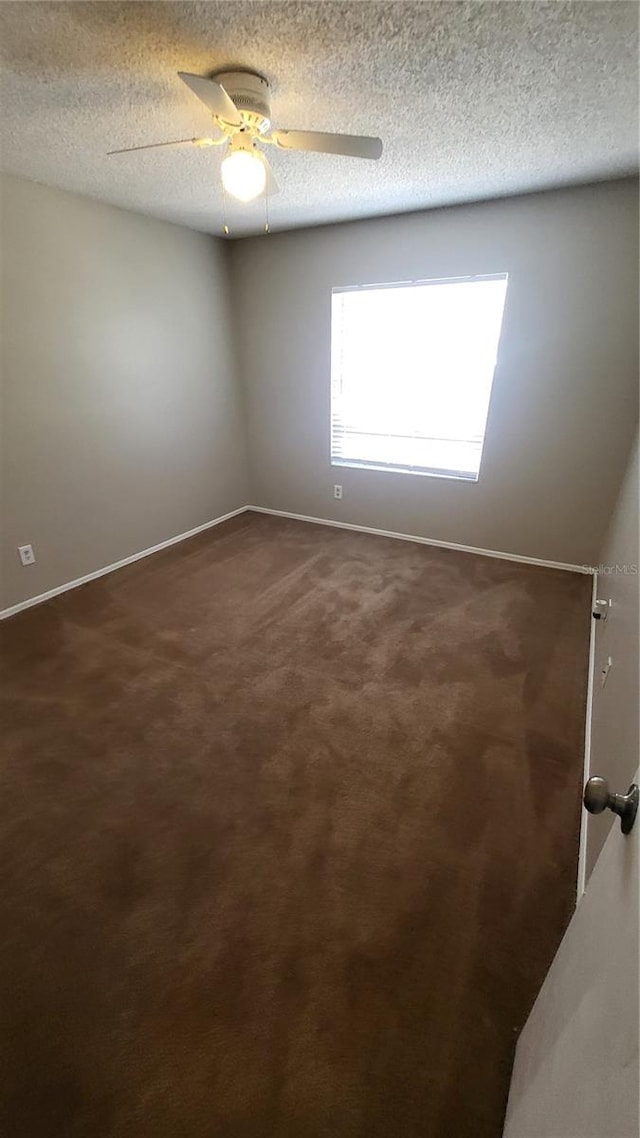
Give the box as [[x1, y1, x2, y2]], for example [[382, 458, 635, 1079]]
[[108, 70, 383, 211]]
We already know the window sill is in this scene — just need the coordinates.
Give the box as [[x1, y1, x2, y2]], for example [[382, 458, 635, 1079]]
[[331, 459, 479, 483]]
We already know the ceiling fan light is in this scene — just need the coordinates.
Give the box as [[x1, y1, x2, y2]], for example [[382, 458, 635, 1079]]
[[221, 149, 266, 202]]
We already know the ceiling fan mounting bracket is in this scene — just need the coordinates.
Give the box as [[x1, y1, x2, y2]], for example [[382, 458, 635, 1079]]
[[213, 70, 272, 134]]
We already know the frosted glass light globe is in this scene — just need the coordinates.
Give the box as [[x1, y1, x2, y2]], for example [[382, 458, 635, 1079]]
[[221, 149, 266, 202]]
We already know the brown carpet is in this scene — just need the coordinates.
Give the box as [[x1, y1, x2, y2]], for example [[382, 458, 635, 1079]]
[[0, 511, 591, 1138]]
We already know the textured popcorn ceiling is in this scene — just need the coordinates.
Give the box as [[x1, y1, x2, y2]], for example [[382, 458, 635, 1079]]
[[0, 1, 637, 238]]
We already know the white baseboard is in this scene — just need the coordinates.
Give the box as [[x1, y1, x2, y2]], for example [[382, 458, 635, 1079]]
[[1, 502, 590, 621], [247, 506, 590, 574], [576, 570, 599, 902], [0, 506, 250, 620]]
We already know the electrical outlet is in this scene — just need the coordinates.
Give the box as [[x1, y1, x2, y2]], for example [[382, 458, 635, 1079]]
[[18, 544, 36, 566], [333, 485, 343, 500]]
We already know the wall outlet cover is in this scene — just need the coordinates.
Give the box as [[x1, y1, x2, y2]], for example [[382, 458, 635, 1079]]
[[334, 485, 343, 500], [18, 544, 36, 566]]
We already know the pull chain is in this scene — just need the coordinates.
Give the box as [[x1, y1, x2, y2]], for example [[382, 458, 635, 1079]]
[[222, 183, 271, 237]]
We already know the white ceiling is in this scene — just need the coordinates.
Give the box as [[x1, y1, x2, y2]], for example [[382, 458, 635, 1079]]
[[0, 1, 637, 238]]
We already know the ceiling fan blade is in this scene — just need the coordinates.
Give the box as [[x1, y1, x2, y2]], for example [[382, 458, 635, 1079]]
[[273, 130, 382, 160], [263, 155, 280, 196], [178, 72, 242, 126], [108, 137, 216, 155]]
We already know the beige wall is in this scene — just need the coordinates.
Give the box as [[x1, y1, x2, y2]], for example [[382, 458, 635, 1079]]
[[586, 431, 639, 878], [503, 766, 639, 1138], [3, 176, 637, 612], [1, 173, 249, 610], [230, 179, 639, 566]]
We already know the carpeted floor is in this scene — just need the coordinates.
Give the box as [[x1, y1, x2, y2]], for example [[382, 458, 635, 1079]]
[[0, 511, 591, 1138]]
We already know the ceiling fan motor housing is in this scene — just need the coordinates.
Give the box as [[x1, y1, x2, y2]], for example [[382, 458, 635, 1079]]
[[214, 70, 271, 133]]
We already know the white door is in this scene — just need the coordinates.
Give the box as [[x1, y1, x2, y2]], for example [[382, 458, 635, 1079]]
[[502, 780, 638, 1138], [502, 434, 639, 1138]]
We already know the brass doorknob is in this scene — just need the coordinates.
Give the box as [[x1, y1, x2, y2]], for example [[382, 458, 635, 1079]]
[[583, 776, 639, 834]]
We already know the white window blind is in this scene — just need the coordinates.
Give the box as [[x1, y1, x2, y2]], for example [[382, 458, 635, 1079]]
[[330, 274, 508, 481]]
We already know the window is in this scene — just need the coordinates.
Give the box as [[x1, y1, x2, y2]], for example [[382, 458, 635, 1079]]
[[330, 274, 508, 481]]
